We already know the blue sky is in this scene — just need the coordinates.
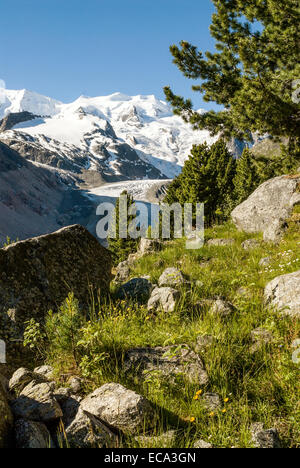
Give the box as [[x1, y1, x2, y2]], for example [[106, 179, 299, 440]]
[[0, 0, 217, 109]]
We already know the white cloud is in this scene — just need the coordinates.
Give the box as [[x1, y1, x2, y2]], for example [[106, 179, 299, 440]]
[[0, 79, 6, 89]]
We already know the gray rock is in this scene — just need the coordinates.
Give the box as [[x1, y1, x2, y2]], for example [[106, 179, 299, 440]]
[[158, 268, 185, 287], [139, 238, 162, 255], [250, 328, 274, 353], [242, 239, 261, 250], [231, 175, 300, 242], [147, 287, 180, 313], [15, 419, 53, 449], [34, 365, 54, 380], [0, 382, 13, 448], [80, 383, 155, 434], [60, 395, 82, 428], [207, 238, 235, 247], [9, 367, 48, 394], [210, 300, 237, 318], [68, 377, 82, 394], [113, 260, 131, 284], [53, 387, 71, 404], [202, 393, 222, 411], [264, 270, 300, 316], [251, 423, 281, 448], [117, 277, 154, 302], [11, 381, 63, 422], [259, 257, 271, 267], [135, 430, 177, 448], [193, 439, 213, 448], [65, 408, 117, 448], [124, 345, 208, 385]]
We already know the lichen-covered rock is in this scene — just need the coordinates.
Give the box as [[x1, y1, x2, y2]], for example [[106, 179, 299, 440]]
[[11, 381, 63, 422], [65, 408, 116, 448], [80, 383, 154, 434], [210, 299, 237, 318], [117, 277, 154, 302], [231, 175, 300, 242], [264, 270, 300, 317], [124, 346, 208, 385], [34, 365, 54, 380], [9, 367, 48, 394], [147, 287, 180, 313], [113, 260, 131, 284], [158, 268, 185, 287], [207, 238, 235, 247], [0, 383, 13, 448], [251, 423, 281, 448], [15, 419, 53, 449], [0, 225, 112, 335]]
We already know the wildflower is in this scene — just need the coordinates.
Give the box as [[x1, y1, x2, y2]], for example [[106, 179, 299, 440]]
[[190, 417, 195, 423], [224, 397, 229, 403], [209, 412, 215, 417], [193, 395, 199, 400], [222, 409, 227, 413], [196, 390, 203, 396]]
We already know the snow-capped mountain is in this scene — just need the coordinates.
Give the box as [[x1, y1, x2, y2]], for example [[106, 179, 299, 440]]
[[0, 88, 218, 181]]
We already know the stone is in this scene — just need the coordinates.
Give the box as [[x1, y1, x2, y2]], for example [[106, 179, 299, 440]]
[[250, 328, 273, 354], [193, 439, 213, 448], [0, 383, 13, 448], [207, 238, 235, 247], [264, 270, 300, 317], [251, 423, 281, 448], [15, 419, 54, 449], [124, 345, 208, 385], [158, 268, 185, 287], [117, 277, 154, 302], [53, 387, 71, 404], [9, 367, 48, 394], [259, 257, 271, 267], [210, 299, 237, 318], [202, 393, 222, 411], [68, 377, 82, 394], [242, 239, 261, 250], [34, 365, 54, 380], [113, 260, 131, 284], [139, 238, 162, 255], [231, 175, 300, 242], [11, 381, 63, 422], [0, 225, 112, 336], [80, 383, 155, 434], [147, 287, 180, 313], [60, 395, 82, 428], [135, 430, 177, 448], [65, 408, 116, 448]]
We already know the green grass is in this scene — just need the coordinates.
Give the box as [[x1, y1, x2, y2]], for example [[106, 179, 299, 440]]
[[24, 221, 300, 448]]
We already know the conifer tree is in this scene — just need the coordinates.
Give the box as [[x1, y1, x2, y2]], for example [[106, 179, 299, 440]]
[[164, 0, 300, 149], [233, 148, 259, 205]]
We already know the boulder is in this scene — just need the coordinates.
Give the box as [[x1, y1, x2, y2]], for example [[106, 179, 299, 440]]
[[158, 268, 185, 287], [60, 395, 82, 428], [147, 287, 180, 313], [9, 367, 49, 394], [251, 423, 281, 448], [80, 383, 154, 434], [117, 277, 154, 302], [0, 383, 13, 448], [207, 238, 235, 247], [231, 175, 300, 242], [11, 381, 63, 422], [65, 408, 116, 448], [34, 365, 54, 380], [0, 225, 112, 336], [15, 419, 53, 449], [264, 270, 300, 316], [124, 346, 208, 385]]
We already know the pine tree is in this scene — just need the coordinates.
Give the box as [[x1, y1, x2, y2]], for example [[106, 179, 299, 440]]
[[164, 0, 300, 149], [165, 139, 236, 224], [233, 148, 259, 205], [108, 191, 139, 265]]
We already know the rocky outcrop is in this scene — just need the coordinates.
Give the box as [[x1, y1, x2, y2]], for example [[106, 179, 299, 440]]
[[80, 383, 154, 434], [0, 111, 38, 132], [231, 175, 300, 242], [124, 346, 208, 385], [264, 270, 300, 316], [0, 225, 112, 336]]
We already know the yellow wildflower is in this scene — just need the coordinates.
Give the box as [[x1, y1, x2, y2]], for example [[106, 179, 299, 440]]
[[190, 417, 195, 423]]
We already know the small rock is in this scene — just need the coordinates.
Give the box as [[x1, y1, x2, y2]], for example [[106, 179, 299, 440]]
[[54, 387, 71, 404], [242, 239, 261, 250], [80, 383, 155, 434], [207, 238, 235, 247], [15, 419, 54, 449], [68, 377, 82, 394], [65, 408, 117, 448], [9, 367, 48, 394], [264, 270, 300, 317], [250, 328, 273, 354], [11, 381, 63, 422], [251, 423, 281, 448], [193, 439, 213, 448], [147, 287, 180, 313], [259, 257, 271, 267], [210, 300, 237, 318], [202, 393, 222, 411], [117, 277, 154, 302], [34, 365, 54, 380], [158, 268, 185, 287], [139, 238, 162, 255], [114, 261, 131, 284], [124, 345, 208, 385]]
